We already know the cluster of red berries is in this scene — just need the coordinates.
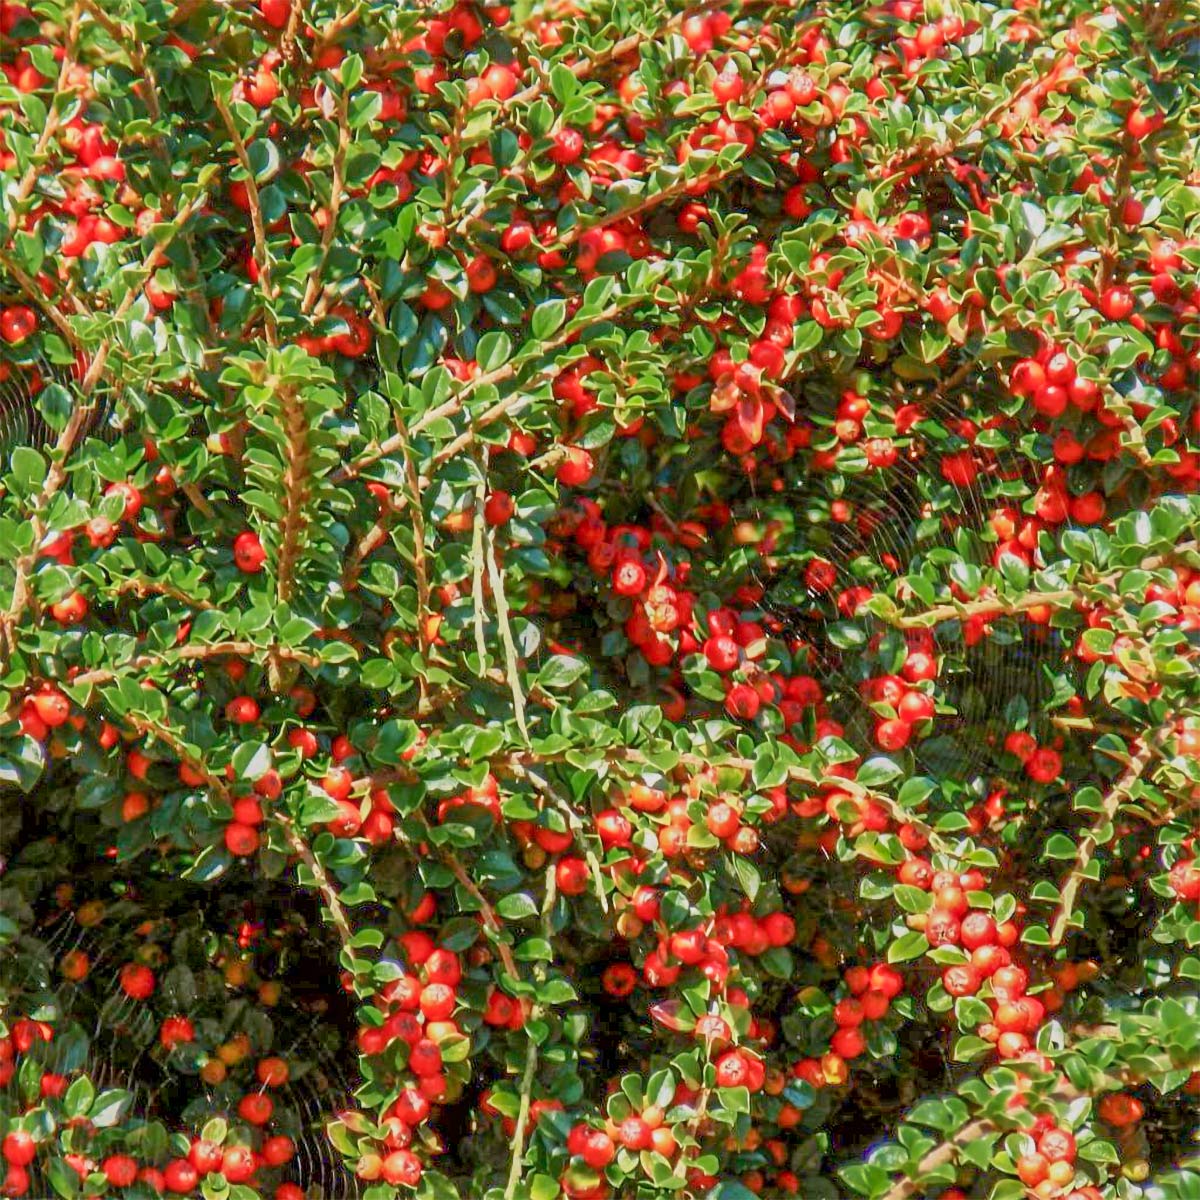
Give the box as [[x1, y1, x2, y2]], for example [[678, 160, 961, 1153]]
[[348, 934, 475, 1189]]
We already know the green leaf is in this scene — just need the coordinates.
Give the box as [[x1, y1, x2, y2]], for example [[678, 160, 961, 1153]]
[[1043, 834, 1077, 860], [731, 854, 760, 901], [549, 64, 578, 104], [47, 1157, 81, 1198], [537, 654, 588, 689], [514, 937, 553, 961], [65, 1075, 95, 1118], [89, 1089, 131, 1127], [10, 447, 46, 493], [887, 932, 929, 963], [528, 1177, 559, 1200], [496, 893, 538, 920], [857, 756, 903, 787], [791, 321, 824, 355], [476, 331, 512, 372], [531, 299, 566, 340]]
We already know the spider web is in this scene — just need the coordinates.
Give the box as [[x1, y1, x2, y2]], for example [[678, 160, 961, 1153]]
[[758, 381, 1063, 791], [0, 350, 123, 456], [2, 873, 362, 1200]]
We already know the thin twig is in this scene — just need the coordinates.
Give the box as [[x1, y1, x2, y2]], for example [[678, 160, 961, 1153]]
[[875, 53, 1073, 181], [122, 712, 231, 801], [109, 577, 217, 610], [486, 525, 530, 745], [333, 296, 639, 484], [69, 641, 322, 690], [273, 382, 312, 605], [434, 836, 520, 983], [471, 476, 491, 671], [877, 1118, 996, 1200], [3, 6, 82, 237], [213, 93, 278, 345], [1049, 729, 1161, 946], [302, 88, 351, 315], [0, 250, 85, 346], [509, 760, 609, 912], [502, 863, 556, 1200], [281, 820, 355, 948]]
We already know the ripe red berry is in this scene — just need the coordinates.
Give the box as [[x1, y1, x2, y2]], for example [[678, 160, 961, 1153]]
[[1098, 285, 1134, 321], [224, 821, 260, 856], [942, 964, 981, 996], [30, 688, 70, 728], [550, 127, 584, 164], [102, 1155, 138, 1187], [555, 856, 589, 896], [233, 531, 267, 572], [1, 1134, 35, 1168], [724, 682, 760, 721], [164, 1159, 199, 1194], [484, 490, 514, 525], [225, 696, 260, 724], [381, 1149, 422, 1187], [1168, 858, 1200, 900], [160, 1015, 195, 1051], [120, 962, 156, 999], [556, 446, 593, 487], [221, 1145, 255, 1184], [875, 719, 911, 751], [255, 1133, 293, 1169], [0, 306, 36, 345], [238, 1092, 274, 1125]]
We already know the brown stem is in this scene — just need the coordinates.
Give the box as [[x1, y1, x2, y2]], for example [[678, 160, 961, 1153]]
[[274, 383, 312, 605], [673, 998, 721, 1179], [1049, 729, 1162, 946], [890, 588, 1079, 630], [281, 821, 355, 948], [547, 165, 728, 254], [122, 712, 231, 801], [436, 841, 520, 983], [877, 1118, 995, 1200], [302, 90, 351, 316], [315, 3, 362, 48], [0, 249, 86, 347], [879, 1076, 1082, 1200], [333, 294, 639, 487], [109, 577, 217, 610], [402, 437, 432, 717], [887, 542, 1198, 631], [281, 0, 306, 65], [507, 746, 958, 858], [214, 94, 277, 344], [502, 863, 556, 1200], [470, 477, 491, 670], [876, 53, 1073, 180], [332, 299, 620, 484], [168, 0, 207, 27], [3, 6, 81, 237], [70, 641, 322, 689], [343, 519, 389, 592], [0, 400, 97, 658], [486, 525, 529, 744]]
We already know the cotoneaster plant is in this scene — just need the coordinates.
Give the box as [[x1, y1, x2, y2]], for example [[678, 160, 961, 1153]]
[[1, 1, 1199, 1200]]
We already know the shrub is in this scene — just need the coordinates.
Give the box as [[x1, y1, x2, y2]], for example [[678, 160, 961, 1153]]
[[0, 1, 1199, 1199]]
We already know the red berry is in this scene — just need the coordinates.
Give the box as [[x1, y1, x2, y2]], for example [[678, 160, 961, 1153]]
[[233, 531, 267, 573], [120, 962, 156, 999], [1098, 285, 1134, 321], [0, 306, 36, 345], [1, 1134, 35, 1169], [164, 1160, 198, 1194]]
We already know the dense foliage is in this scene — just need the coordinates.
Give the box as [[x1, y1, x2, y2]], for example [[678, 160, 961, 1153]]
[[1, 0, 1199, 1198]]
